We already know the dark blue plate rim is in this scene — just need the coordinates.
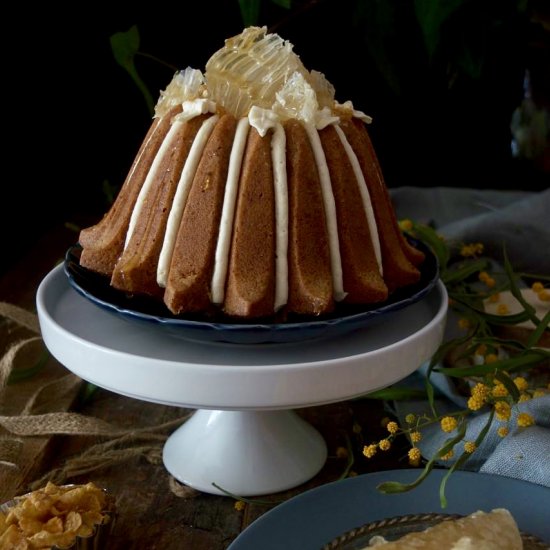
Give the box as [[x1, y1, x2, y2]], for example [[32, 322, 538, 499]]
[[64, 238, 438, 343]]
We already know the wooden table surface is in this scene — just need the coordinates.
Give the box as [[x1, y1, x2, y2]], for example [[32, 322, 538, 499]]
[[0, 223, 414, 549]]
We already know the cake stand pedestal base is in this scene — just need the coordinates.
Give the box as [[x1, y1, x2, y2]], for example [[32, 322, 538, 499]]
[[163, 409, 327, 496], [37, 266, 447, 498]]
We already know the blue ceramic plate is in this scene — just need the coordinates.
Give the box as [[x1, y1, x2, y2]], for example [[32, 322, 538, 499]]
[[227, 469, 550, 550], [64, 239, 438, 345]]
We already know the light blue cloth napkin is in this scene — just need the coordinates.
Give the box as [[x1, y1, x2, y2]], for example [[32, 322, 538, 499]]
[[387, 187, 550, 487], [391, 186, 550, 274]]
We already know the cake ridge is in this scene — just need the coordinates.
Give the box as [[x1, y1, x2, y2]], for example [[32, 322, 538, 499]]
[[211, 117, 251, 305], [271, 122, 289, 312], [303, 121, 346, 302], [157, 113, 220, 288], [124, 118, 185, 248]]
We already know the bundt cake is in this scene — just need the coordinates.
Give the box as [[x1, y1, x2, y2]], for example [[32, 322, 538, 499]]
[[78, 26, 425, 320]]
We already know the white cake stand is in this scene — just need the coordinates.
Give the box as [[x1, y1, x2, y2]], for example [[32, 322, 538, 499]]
[[36, 265, 447, 496]]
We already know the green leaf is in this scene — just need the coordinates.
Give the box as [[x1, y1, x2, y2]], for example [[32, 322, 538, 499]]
[[437, 422, 468, 507], [442, 259, 489, 285], [353, 0, 403, 96], [378, 461, 436, 494], [380, 419, 463, 501], [476, 409, 495, 444], [455, 39, 485, 80], [472, 336, 527, 353], [239, 0, 261, 26], [379, 419, 461, 504], [426, 378, 437, 417], [271, 0, 291, 8], [427, 332, 473, 371], [517, 272, 550, 282], [337, 433, 355, 481], [409, 224, 450, 271], [8, 350, 49, 383], [494, 371, 520, 401], [503, 250, 541, 327], [424, 334, 471, 416], [439, 412, 493, 507], [361, 387, 427, 401], [378, 423, 467, 503], [376, 480, 411, 494], [111, 24, 139, 66], [527, 310, 550, 348], [434, 350, 550, 378], [64, 222, 81, 233], [438, 422, 467, 458], [78, 382, 99, 405], [479, 310, 533, 326], [237, 0, 291, 28], [102, 179, 117, 205], [110, 25, 155, 116], [414, 0, 465, 60], [211, 482, 281, 505]]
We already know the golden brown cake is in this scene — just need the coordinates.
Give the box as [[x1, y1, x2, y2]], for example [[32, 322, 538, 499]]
[[79, 26, 424, 320]]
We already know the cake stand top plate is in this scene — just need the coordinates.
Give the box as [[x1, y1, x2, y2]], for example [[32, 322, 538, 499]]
[[36, 265, 447, 411]]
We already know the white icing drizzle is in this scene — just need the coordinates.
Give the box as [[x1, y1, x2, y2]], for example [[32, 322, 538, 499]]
[[334, 100, 373, 124], [125, 119, 185, 247], [352, 109, 372, 124], [156, 114, 220, 287], [271, 123, 289, 311], [314, 106, 340, 130], [247, 106, 289, 311], [304, 123, 346, 302], [127, 87, 375, 310], [211, 117, 250, 304], [123, 27, 385, 314], [248, 105, 280, 137], [175, 99, 217, 123], [334, 125, 383, 275]]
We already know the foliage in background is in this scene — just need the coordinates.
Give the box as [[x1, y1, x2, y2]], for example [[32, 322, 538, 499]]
[[240, 0, 529, 95], [113, 0, 530, 115], [239, 0, 291, 27], [110, 26, 155, 117]]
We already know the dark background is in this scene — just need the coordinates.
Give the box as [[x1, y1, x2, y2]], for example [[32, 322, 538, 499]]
[[4, 0, 548, 275]]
